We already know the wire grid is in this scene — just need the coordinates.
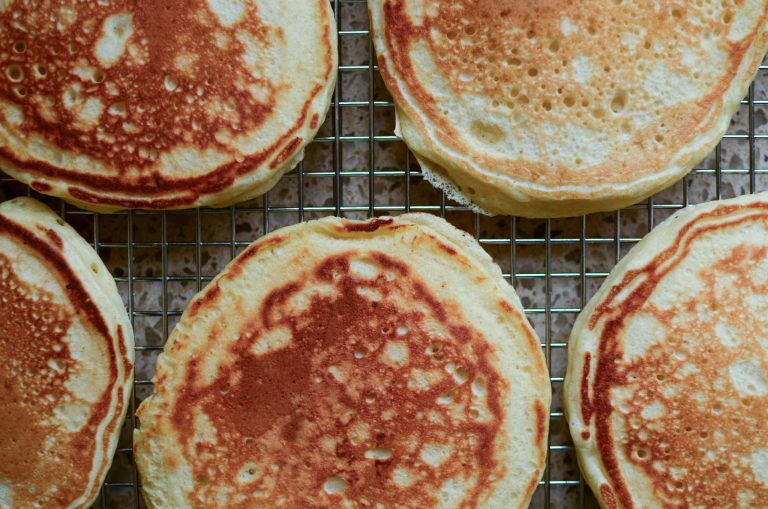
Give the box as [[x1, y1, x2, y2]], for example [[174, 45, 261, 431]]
[[1, 1, 767, 507]]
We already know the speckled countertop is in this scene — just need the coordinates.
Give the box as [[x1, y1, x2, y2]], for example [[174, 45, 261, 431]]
[[1, 2, 767, 507]]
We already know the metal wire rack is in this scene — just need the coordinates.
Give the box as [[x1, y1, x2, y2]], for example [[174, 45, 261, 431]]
[[1, 1, 767, 507]]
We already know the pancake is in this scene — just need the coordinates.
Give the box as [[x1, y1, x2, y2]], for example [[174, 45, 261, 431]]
[[0, 197, 133, 508], [565, 192, 768, 508], [134, 213, 550, 508], [369, 1, 768, 217], [0, 1, 337, 212]]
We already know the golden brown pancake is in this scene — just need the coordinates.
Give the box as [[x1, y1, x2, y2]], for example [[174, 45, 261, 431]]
[[0, 0, 336, 211], [135, 214, 550, 508], [565, 192, 768, 508], [369, 0, 768, 217], [0, 197, 133, 508]]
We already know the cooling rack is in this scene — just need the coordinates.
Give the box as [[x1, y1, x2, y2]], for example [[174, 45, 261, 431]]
[[1, 1, 767, 507]]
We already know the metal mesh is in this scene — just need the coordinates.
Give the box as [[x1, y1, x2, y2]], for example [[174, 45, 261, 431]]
[[0, 1, 767, 507]]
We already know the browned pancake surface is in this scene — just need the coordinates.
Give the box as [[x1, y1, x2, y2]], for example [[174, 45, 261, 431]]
[[2, 2, 267, 169], [0, 253, 89, 506], [371, 0, 768, 216], [379, 0, 763, 185], [136, 215, 549, 509], [569, 198, 768, 508], [170, 252, 509, 507], [0, 0, 335, 209], [0, 211, 128, 508]]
